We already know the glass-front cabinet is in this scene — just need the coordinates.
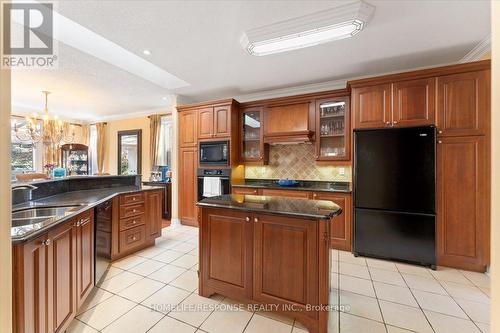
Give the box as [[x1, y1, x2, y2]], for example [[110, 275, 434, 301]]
[[241, 107, 268, 163], [315, 96, 350, 161], [61, 143, 89, 175]]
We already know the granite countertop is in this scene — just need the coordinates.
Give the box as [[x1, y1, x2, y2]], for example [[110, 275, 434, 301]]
[[232, 179, 351, 193], [197, 194, 342, 220], [11, 174, 141, 187], [11, 185, 162, 244]]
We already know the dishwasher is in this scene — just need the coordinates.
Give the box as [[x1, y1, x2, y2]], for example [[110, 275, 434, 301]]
[[95, 200, 113, 284]]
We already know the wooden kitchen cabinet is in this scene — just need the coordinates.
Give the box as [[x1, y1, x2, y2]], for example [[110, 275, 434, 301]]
[[253, 213, 319, 313], [179, 110, 198, 147], [197, 107, 214, 139], [199, 208, 253, 300], [313, 192, 352, 251], [232, 186, 261, 195], [436, 70, 490, 137], [13, 210, 95, 333], [437, 136, 489, 271], [392, 78, 436, 127], [240, 107, 268, 163], [145, 190, 163, 240], [179, 147, 199, 226], [198, 105, 232, 139], [261, 188, 311, 199], [315, 96, 350, 161], [263, 102, 314, 142], [352, 84, 391, 129]]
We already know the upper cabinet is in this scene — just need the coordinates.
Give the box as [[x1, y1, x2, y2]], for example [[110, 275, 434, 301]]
[[240, 107, 268, 163], [436, 70, 490, 136], [352, 84, 391, 129], [263, 102, 314, 143], [197, 105, 232, 139], [315, 96, 350, 161], [392, 78, 436, 127], [179, 110, 198, 147], [197, 107, 214, 139]]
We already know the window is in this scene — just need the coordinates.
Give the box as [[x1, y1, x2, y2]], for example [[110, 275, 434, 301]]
[[11, 117, 43, 180], [157, 115, 172, 167], [89, 124, 98, 174]]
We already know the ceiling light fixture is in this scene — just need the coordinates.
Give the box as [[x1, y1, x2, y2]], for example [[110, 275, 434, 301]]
[[143, 49, 152, 56], [241, 0, 375, 56]]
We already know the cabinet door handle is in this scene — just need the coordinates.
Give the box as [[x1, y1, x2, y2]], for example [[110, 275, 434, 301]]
[[254, 217, 259, 223], [133, 197, 137, 201], [393, 121, 398, 125], [132, 220, 137, 224], [438, 140, 443, 144], [133, 209, 137, 213], [132, 236, 137, 241], [42, 239, 51, 246], [438, 130, 443, 134], [245, 217, 250, 222], [313, 193, 317, 198]]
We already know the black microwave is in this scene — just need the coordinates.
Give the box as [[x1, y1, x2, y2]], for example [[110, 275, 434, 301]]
[[199, 141, 229, 165]]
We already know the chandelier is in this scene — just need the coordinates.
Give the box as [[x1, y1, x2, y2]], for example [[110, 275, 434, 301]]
[[14, 91, 76, 145]]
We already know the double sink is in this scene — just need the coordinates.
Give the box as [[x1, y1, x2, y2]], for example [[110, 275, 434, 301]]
[[12, 205, 84, 228]]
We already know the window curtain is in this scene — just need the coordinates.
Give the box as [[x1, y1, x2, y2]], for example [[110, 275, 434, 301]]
[[149, 114, 161, 169], [43, 120, 60, 166], [95, 122, 107, 174], [81, 124, 90, 146], [157, 115, 172, 167]]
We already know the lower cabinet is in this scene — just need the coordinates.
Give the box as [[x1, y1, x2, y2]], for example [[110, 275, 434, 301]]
[[13, 210, 95, 333], [437, 136, 489, 271], [145, 190, 162, 240], [313, 192, 352, 251], [179, 147, 198, 226]]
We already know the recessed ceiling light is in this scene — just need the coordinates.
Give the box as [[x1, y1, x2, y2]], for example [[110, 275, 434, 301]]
[[143, 49, 152, 56], [162, 96, 168, 101], [241, 0, 375, 56]]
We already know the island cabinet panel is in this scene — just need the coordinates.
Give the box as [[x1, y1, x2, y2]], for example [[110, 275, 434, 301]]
[[253, 214, 318, 312], [352, 84, 391, 129], [392, 78, 436, 127], [312, 192, 352, 251], [13, 234, 51, 333], [179, 110, 198, 147], [436, 70, 490, 137], [198, 107, 214, 139], [75, 211, 95, 308], [145, 190, 163, 240], [260, 188, 311, 199], [48, 220, 77, 333], [437, 136, 488, 271], [232, 186, 261, 195], [200, 209, 253, 300], [179, 147, 199, 226]]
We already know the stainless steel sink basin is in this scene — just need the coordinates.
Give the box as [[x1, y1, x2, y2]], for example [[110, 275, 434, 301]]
[[12, 205, 83, 227]]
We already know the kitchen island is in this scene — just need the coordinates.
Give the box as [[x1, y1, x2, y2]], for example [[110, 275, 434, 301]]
[[197, 194, 342, 333]]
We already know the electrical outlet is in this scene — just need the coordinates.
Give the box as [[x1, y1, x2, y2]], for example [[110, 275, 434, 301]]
[[338, 167, 345, 176]]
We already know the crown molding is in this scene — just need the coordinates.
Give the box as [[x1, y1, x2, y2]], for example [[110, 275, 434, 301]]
[[91, 106, 175, 123], [460, 34, 491, 63]]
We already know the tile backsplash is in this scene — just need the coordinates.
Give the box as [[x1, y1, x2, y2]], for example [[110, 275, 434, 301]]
[[244, 144, 351, 182]]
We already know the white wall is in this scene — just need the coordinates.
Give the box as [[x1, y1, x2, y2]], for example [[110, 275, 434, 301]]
[[0, 68, 12, 332]]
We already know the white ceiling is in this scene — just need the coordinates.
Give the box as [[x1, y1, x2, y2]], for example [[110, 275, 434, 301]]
[[12, 0, 491, 122]]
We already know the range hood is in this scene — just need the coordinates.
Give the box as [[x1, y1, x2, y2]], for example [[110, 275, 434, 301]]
[[264, 131, 314, 144], [263, 102, 315, 144]]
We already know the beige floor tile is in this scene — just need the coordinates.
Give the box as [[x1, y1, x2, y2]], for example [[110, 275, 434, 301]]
[[339, 290, 383, 322], [172, 242, 197, 253], [152, 249, 185, 263], [134, 246, 167, 259], [148, 264, 187, 283], [101, 304, 163, 333], [188, 248, 199, 257], [412, 290, 467, 318], [99, 271, 143, 294], [339, 313, 386, 333], [441, 281, 490, 304], [149, 315, 197, 333], [127, 259, 166, 276], [425, 310, 482, 333], [255, 310, 294, 325], [170, 269, 199, 292], [155, 237, 182, 249], [460, 270, 491, 288], [369, 267, 406, 287], [201, 302, 253, 333], [339, 262, 371, 279], [111, 255, 147, 270], [338, 251, 367, 266], [430, 267, 474, 285], [331, 261, 339, 274], [340, 274, 375, 297], [291, 326, 308, 333], [379, 300, 433, 333], [169, 293, 223, 327], [331, 273, 339, 290], [76, 295, 136, 330], [396, 263, 434, 278], [479, 286, 491, 297], [386, 325, 415, 333], [454, 298, 490, 324], [171, 254, 199, 269], [190, 263, 199, 271], [101, 266, 125, 281], [403, 273, 447, 295], [118, 277, 165, 303], [366, 258, 398, 271], [328, 309, 339, 333], [77, 287, 114, 315], [476, 322, 490, 333], [244, 313, 293, 333], [330, 249, 339, 262], [142, 284, 191, 314], [66, 319, 99, 333], [373, 281, 418, 307]]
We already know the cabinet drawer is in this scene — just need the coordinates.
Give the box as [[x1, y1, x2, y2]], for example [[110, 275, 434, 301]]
[[119, 214, 145, 231], [119, 203, 145, 219], [261, 188, 311, 199], [119, 225, 146, 253], [120, 192, 145, 205], [232, 187, 261, 195]]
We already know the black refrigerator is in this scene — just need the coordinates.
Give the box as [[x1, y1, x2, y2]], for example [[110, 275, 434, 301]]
[[354, 126, 436, 268]]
